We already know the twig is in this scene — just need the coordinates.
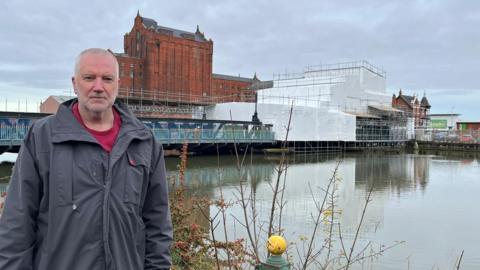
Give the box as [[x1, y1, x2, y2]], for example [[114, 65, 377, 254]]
[[325, 168, 338, 265], [219, 189, 232, 269], [229, 111, 260, 261], [267, 103, 294, 238], [456, 250, 464, 270], [301, 162, 340, 270], [344, 186, 374, 270], [197, 201, 222, 270], [277, 160, 289, 233], [349, 241, 404, 265]]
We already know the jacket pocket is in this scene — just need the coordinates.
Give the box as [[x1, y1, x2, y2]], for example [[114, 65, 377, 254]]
[[123, 151, 149, 205]]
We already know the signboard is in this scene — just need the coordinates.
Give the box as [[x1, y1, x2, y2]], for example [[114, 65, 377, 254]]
[[431, 119, 448, 129]]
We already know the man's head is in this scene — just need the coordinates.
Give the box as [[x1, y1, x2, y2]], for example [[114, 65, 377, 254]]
[[72, 48, 119, 117]]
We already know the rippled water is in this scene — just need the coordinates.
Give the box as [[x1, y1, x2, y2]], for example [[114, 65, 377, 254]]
[[1, 152, 479, 269], [164, 152, 480, 269]]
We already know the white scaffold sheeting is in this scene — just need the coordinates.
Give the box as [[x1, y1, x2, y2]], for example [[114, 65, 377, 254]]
[[257, 64, 391, 114], [206, 102, 356, 141]]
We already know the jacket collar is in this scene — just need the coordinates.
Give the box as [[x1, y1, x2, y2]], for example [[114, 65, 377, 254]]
[[51, 98, 150, 144]]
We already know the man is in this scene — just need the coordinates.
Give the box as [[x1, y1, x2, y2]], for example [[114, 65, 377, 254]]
[[0, 48, 173, 269]]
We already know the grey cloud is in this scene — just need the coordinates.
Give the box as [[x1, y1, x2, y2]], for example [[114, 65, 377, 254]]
[[0, 0, 478, 119]]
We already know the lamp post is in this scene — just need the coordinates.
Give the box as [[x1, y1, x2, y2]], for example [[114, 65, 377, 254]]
[[252, 92, 260, 123]]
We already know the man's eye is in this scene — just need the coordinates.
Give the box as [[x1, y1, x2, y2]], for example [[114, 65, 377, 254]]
[[83, 75, 95, 81], [103, 76, 114, 82]]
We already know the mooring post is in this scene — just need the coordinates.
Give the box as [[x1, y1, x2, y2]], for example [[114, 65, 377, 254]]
[[255, 235, 291, 270]]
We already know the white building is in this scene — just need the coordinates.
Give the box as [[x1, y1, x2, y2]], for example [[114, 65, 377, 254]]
[[206, 61, 406, 142], [429, 114, 461, 130]]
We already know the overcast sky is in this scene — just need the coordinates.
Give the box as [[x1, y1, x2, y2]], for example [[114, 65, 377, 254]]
[[0, 0, 478, 120]]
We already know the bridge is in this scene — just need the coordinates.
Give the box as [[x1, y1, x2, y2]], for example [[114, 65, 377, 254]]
[[0, 111, 276, 155]]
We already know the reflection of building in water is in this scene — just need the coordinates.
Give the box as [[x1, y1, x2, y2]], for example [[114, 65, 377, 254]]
[[354, 154, 429, 193], [165, 153, 433, 253], [337, 154, 431, 233], [412, 155, 429, 189], [165, 155, 275, 196]]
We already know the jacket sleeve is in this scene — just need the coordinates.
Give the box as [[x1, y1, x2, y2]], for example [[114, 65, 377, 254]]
[[143, 139, 173, 270], [0, 126, 42, 269]]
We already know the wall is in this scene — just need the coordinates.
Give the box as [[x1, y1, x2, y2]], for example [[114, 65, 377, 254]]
[[39, 97, 61, 113], [430, 115, 459, 130], [206, 102, 356, 141], [211, 77, 253, 103]]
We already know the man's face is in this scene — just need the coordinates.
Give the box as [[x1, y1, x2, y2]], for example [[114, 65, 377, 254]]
[[72, 53, 119, 115]]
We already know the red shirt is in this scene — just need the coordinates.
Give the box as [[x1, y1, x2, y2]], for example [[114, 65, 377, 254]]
[[72, 103, 121, 153]]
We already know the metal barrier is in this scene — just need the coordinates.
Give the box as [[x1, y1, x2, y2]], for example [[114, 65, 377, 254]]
[[415, 129, 480, 144], [0, 116, 275, 147]]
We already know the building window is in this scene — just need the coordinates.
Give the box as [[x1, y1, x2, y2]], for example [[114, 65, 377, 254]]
[[130, 71, 134, 78], [139, 72, 143, 78], [130, 64, 134, 68], [120, 70, 124, 77]]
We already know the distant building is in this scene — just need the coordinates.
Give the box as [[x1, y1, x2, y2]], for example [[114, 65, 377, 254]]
[[41, 13, 270, 116], [207, 61, 411, 142], [392, 90, 431, 128], [39, 95, 74, 114], [113, 12, 265, 109], [457, 121, 480, 131], [429, 114, 460, 130]]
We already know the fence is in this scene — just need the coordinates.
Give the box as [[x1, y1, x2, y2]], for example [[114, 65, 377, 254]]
[[0, 117, 276, 147], [415, 129, 480, 144]]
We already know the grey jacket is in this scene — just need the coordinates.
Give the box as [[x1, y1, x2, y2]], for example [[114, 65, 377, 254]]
[[0, 99, 172, 269]]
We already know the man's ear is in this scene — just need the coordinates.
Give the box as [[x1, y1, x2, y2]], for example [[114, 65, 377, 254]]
[[71, 76, 77, 94]]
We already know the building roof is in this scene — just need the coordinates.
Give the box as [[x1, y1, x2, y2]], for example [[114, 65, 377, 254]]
[[250, 80, 273, 90], [212, 73, 254, 83], [51, 95, 75, 103], [345, 111, 381, 119], [430, 113, 461, 116], [113, 52, 141, 59], [141, 16, 208, 42], [401, 94, 415, 104], [368, 105, 404, 113], [420, 96, 431, 108]]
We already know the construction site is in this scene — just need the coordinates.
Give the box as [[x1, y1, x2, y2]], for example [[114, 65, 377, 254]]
[[205, 60, 412, 153], [35, 13, 413, 154], [35, 60, 412, 154]]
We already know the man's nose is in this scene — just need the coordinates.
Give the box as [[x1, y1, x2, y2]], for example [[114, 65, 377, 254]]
[[92, 77, 105, 91]]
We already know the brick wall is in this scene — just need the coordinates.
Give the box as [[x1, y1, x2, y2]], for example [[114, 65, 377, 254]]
[[115, 13, 255, 105]]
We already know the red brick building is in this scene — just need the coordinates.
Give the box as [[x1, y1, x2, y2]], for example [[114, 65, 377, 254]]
[[457, 122, 480, 130], [114, 12, 259, 106], [392, 89, 431, 128]]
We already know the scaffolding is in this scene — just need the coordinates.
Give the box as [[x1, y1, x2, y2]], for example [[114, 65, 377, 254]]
[[116, 87, 257, 117], [247, 60, 409, 146], [261, 60, 389, 113]]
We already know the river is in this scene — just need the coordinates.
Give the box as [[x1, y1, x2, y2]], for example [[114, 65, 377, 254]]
[[1, 151, 479, 269]]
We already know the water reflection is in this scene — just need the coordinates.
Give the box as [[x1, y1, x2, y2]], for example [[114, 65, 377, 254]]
[[354, 154, 429, 193], [166, 153, 479, 269], [1, 152, 479, 269]]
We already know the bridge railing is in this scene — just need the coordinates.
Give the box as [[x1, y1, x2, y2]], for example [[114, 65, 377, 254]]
[[0, 117, 276, 147], [152, 128, 275, 144], [0, 123, 30, 146]]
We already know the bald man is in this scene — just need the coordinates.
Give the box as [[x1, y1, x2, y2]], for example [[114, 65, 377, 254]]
[[0, 48, 172, 270]]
